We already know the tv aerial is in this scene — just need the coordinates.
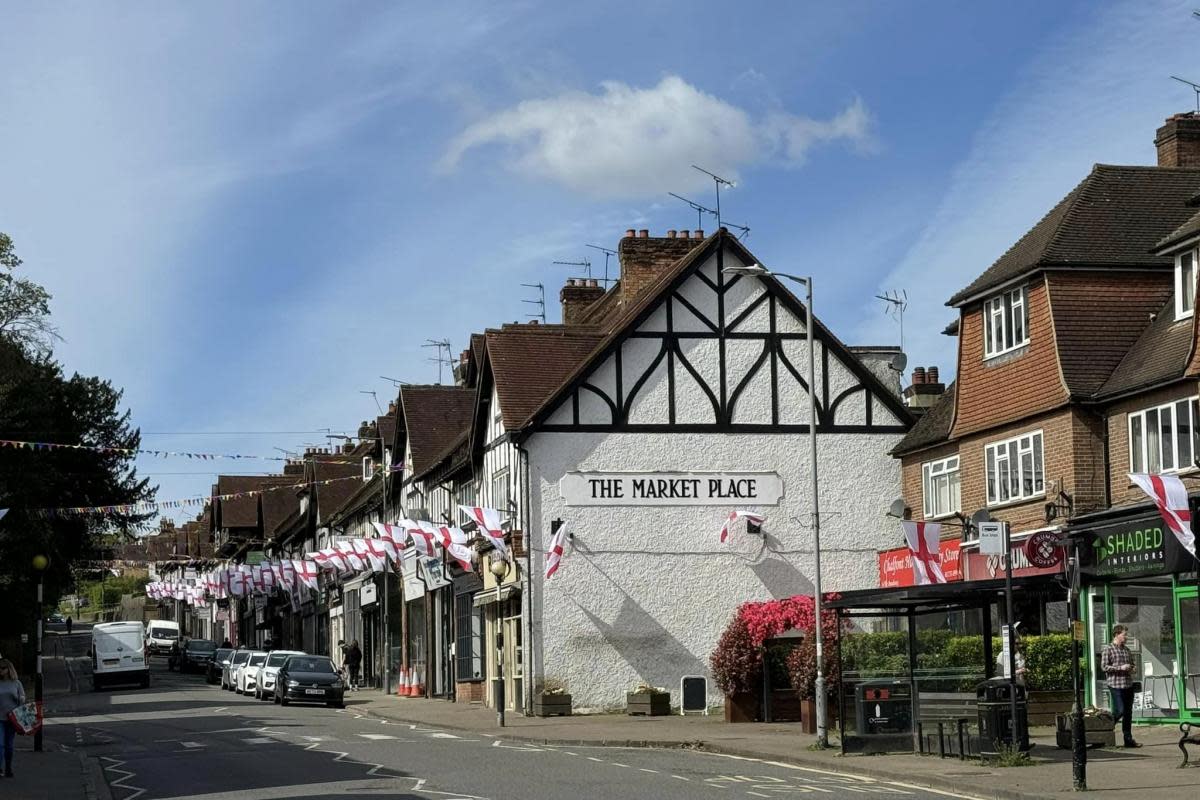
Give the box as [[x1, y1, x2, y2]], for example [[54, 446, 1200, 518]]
[[585, 245, 617, 288], [692, 164, 734, 227], [1172, 75, 1200, 113], [422, 338, 455, 384], [553, 258, 592, 279], [522, 282, 546, 324], [668, 190, 750, 240], [876, 289, 908, 353]]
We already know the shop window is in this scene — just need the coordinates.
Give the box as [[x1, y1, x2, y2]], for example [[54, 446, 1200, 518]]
[[455, 593, 484, 681], [983, 286, 1028, 359], [1110, 584, 1177, 718], [921, 456, 960, 518], [985, 430, 1044, 506], [1129, 398, 1200, 474]]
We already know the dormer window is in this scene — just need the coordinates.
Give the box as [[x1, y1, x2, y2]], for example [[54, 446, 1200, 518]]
[[1176, 250, 1196, 320], [983, 286, 1028, 359]]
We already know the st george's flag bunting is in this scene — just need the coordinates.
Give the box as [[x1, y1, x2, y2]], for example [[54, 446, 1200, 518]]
[[545, 523, 569, 579], [901, 520, 946, 584], [719, 510, 766, 543], [459, 506, 509, 558], [1129, 473, 1198, 559]]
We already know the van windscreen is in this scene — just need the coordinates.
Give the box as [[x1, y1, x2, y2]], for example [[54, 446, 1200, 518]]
[[96, 629, 142, 653]]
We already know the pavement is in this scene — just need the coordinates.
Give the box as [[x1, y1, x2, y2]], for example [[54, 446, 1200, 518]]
[[351, 691, 1200, 800]]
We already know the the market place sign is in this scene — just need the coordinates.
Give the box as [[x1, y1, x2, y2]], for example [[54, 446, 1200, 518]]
[[559, 471, 783, 507], [1079, 512, 1193, 579]]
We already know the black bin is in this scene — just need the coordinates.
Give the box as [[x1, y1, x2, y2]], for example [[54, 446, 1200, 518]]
[[855, 680, 912, 735], [976, 678, 1029, 751]]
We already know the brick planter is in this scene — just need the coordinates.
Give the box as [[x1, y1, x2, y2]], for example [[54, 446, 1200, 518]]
[[533, 693, 572, 717], [627, 691, 670, 716]]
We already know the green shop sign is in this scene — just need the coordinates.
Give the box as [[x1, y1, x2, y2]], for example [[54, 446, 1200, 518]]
[[1080, 513, 1192, 579]]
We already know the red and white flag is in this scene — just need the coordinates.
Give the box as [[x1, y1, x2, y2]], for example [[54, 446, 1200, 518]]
[[335, 541, 366, 572], [436, 525, 469, 547], [460, 506, 509, 558], [260, 564, 277, 593], [268, 562, 284, 591], [280, 560, 296, 591], [545, 523, 569, 579], [293, 559, 320, 591], [719, 510, 766, 543], [352, 539, 383, 572], [371, 522, 404, 565], [901, 520, 946, 585], [1129, 473, 1197, 558], [407, 519, 440, 557]]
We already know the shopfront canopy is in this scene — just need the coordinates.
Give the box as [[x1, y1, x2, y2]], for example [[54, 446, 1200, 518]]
[[826, 574, 1064, 615]]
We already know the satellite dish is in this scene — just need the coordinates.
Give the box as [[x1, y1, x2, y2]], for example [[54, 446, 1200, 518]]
[[971, 509, 994, 527], [886, 499, 910, 519], [889, 352, 908, 373]]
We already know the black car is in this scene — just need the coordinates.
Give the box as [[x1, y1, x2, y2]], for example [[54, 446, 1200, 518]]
[[179, 639, 217, 673], [274, 655, 344, 708], [207, 648, 233, 685]]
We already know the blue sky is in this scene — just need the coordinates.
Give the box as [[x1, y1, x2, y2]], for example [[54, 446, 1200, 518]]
[[1, 0, 1197, 521]]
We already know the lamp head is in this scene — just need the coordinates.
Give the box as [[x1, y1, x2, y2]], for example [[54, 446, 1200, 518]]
[[489, 557, 509, 579], [32, 554, 49, 572], [721, 262, 770, 277]]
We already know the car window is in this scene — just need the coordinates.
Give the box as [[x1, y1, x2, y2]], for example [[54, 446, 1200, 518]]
[[214, 649, 232, 661], [232, 651, 250, 664], [267, 653, 290, 667], [151, 629, 177, 639], [248, 653, 267, 666], [186, 640, 216, 651], [286, 657, 335, 674]]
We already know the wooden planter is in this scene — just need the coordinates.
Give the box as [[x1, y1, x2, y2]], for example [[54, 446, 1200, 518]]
[[533, 693, 572, 717], [1055, 711, 1115, 749], [724, 692, 761, 723], [1028, 690, 1073, 727], [800, 698, 817, 734], [627, 691, 670, 716]]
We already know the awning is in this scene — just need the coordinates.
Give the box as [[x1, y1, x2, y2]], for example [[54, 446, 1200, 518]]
[[472, 584, 519, 608], [825, 573, 1063, 614]]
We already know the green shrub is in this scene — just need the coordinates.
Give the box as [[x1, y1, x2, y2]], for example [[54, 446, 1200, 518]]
[[1023, 634, 1072, 691]]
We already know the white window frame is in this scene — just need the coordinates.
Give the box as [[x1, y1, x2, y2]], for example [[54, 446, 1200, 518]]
[[1128, 397, 1200, 475], [491, 468, 510, 514], [985, 430, 1044, 506], [983, 286, 1029, 360], [1176, 250, 1196, 321], [921, 456, 961, 519]]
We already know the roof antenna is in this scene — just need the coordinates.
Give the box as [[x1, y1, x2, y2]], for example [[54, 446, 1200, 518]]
[[876, 289, 908, 354], [1171, 75, 1200, 113], [692, 164, 735, 228], [379, 375, 410, 387], [585, 244, 617, 288], [668, 192, 717, 230], [554, 258, 591, 279], [522, 282, 546, 324], [359, 389, 383, 415], [423, 338, 455, 384]]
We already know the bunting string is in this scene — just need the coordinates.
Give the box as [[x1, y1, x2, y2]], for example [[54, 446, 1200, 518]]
[[0, 438, 365, 464]]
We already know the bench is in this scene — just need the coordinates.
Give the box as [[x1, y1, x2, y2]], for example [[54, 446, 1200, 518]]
[[1180, 723, 1200, 768]]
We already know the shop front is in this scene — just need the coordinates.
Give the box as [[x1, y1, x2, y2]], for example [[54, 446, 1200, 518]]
[[476, 551, 523, 714], [1070, 505, 1200, 724]]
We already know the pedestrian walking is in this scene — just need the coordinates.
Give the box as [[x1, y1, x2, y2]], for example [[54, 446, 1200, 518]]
[[66, 616, 73, 635], [0, 659, 26, 777], [346, 640, 362, 691], [1101, 624, 1141, 748]]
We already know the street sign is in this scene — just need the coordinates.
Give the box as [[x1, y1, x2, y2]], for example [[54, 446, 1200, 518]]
[[1072, 620, 1085, 641], [978, 521, 1008, 556]]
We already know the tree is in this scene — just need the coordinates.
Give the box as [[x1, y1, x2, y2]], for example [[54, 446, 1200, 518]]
[[0, 232, 59, 357]]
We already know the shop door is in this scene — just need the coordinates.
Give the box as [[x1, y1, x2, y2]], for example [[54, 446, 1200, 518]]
[[502, 596, 523, 712], [1178, 587, 1200, 719]]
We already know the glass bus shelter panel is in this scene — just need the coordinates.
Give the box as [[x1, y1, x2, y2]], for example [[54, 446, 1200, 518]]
[[1182, 596, 1200, 713], [838, 614, 915, 754]]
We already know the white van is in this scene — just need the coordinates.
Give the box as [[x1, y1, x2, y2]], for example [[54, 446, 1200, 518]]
[[145, 619, 180, 656], [92, 621, 150, 690]]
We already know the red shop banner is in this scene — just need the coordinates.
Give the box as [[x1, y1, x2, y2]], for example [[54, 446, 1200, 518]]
[[961, 532, 1063, 581], [877, 540, 963, 588]]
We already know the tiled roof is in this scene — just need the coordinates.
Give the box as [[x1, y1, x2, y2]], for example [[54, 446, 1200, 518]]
[[890, 383, 956, 456], [948, 165, 1200, 306], [399, 385, 476, 475], [485, 324, 606, 429], [216, 476, 267, 529], [1097, 296, 1193, 398], [576, 282, 625, 327], [259, 476, 301, 535], [312, 456, 366, 521], [376, 413, 397, 455], [1155, 207, 1200, 253]]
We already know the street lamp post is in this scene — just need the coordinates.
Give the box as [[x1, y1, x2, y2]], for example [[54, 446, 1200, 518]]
[[489, 556, 510, 728], [722, 263, 827, 747], [32, 554, 48, 753]]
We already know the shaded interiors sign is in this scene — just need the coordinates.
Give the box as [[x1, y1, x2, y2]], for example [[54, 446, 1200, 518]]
[[560, 471, 783, 507], [1080, 512, 1194, 579]]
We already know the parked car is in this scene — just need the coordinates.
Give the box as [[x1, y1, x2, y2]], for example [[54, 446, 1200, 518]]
[[221, 649, 250, 690], [235, 651, 269, 695], [179, 639, 217, 673], [275, 655, 344, 708], [254, 650, 305, 700], [207, 648, 233, 685], [91, 621, 149, 690]]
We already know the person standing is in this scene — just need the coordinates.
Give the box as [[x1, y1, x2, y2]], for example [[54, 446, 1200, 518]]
[[346, 640, 362, 692], [0, 659, 26, 777], [66, 616, 73, 635], [1100, 625, 1141, 748]]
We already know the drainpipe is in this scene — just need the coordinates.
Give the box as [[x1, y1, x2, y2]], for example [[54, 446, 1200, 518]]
[[518, 439, 535, 716]]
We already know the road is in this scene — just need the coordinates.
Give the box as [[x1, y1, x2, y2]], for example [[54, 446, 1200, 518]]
[[44, 629, 977, 800]]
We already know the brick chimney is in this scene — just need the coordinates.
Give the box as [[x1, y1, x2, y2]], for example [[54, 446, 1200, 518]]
[[560, 278, 605, 324], [903, 365, 946, 412], [619, 228, 702, 304], [284, 460, 304, 477], [1156, 113, 1200, 167]]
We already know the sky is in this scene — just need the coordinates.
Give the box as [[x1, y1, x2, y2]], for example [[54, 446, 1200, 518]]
[[2, 0, 1198, 522]]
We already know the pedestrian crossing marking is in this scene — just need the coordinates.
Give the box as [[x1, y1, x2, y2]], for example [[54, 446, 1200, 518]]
[[243, 737, 274, 744], [356, 734, 397, 740]]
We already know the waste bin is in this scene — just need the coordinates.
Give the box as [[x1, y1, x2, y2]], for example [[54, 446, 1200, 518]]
[[855, 680, 912, 735], [976, 678, 1028, 751]]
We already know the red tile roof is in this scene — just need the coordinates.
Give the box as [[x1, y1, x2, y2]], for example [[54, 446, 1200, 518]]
[[399, 385, 476, 475], [485, 324, 606, 429]]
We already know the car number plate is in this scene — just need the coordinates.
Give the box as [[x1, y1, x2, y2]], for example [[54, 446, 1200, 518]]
[[304, 688, 325, 695]]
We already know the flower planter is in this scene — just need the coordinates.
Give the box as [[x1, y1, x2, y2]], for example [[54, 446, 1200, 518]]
[[533, 693, 572, 717], [724, 692, 761, 723], [1028, 690, 1073, 727], [1055, 710, 1115, 749], [627, 691, 670, 716]]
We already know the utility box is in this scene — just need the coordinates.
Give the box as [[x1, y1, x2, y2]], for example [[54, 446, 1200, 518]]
[[976, 678, 1029, 752], [855, 680, 913, 735]]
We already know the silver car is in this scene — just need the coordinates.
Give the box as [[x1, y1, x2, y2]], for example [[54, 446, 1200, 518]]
[[221, 649, 250, 691]]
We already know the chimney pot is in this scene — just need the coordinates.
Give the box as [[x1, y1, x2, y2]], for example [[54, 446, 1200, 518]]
[[530, 319, 539, 325], [587, 278, 598, 287], [694, 229, 704, 239], [912, 367, 926, 385], [667, 229, 677, 238], [1156, 112, 1200, 167], [679, 230, 689, 240], [927, 366, 940, 384], [638, 229, 649, 238], [625, 228, 636, 238]]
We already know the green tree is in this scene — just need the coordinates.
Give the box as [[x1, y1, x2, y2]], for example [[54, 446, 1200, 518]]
[[0, 233, 58, 357]]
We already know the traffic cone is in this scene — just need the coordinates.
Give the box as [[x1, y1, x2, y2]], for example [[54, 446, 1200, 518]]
[[395, 668, 406, 697], [412, 669, 424, 698]]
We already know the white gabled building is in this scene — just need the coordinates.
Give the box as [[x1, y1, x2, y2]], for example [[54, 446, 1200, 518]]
[[472, 228, 913, 712]]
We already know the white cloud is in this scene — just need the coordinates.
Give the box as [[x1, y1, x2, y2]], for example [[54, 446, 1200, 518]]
[[440, 75, 872, 197]]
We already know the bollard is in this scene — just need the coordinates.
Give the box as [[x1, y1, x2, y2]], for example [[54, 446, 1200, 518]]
[[938, 722, 946, 758], [957, 719, 966, 761]]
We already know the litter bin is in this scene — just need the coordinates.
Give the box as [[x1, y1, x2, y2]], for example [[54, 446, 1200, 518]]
[[855, 680, 912, 735], [976, 678, 1028, 751]]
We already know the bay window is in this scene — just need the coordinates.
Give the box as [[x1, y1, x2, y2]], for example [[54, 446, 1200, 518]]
[[983, 286, 1028, 359], [985, 430, 1044, 505], [921, 456, 961, 518], [1129, 398, 1200, 474]]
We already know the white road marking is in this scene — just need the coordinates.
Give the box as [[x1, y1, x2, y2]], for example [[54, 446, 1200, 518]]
[[243, 737, 275, 744], [701, 752, 982, 799], [182, 742, 205, 749], [639, 768, 659, 774], [144, 777, 484, 800], [587, 757, 603, 762], [671, 775, 690, 781], [356, 733, 397, 740], [610, 762, 631, 768], [429, 732, 459, 739], [101, 755, 146, 800]]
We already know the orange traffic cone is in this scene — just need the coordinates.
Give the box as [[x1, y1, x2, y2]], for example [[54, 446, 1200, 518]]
[[395, 668, 407, 697], [412, 669, 424, 698]]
